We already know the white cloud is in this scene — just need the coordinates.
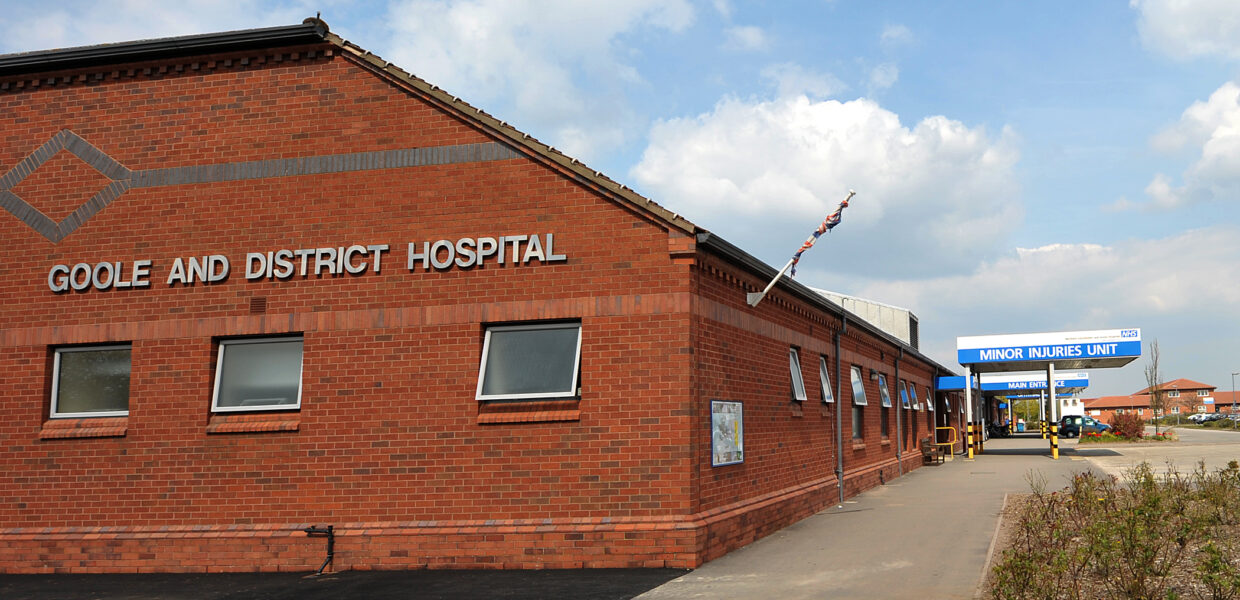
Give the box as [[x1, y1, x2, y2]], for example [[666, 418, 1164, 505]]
[[761, 63, 845, 99], [1132, 0, 1240, 60], [1142, 81, 1240, 207], [632, 94, 1020, 279], [850, 227, 1240, 395], [723, 25, 768, 51], [712, 0, 732, 19], [378, 0, 695, 163], [868, 63, 899, 91], [880, 24, 913, 50], [0, 0, 320, 52]]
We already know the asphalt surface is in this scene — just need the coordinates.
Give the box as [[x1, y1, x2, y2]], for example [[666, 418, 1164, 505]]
[[0, 569, 688, 600], [10, 431, 1233, 599]]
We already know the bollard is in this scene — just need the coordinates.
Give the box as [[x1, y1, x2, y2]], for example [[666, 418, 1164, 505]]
[[966, 424, 974, 459], [1050, 424, 1059, 460]]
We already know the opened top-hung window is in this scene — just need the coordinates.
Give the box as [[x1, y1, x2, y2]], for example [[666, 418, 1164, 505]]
[[51, 345, 131, 418], [477, 322, 581, 400], [789, 348, 807, 402], [212, 337, 303, 411]]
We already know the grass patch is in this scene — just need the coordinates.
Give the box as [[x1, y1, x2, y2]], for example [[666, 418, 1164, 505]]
[[986, 461, 1240, 599]]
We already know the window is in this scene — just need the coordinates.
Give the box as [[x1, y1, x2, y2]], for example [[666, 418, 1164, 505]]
[[51, 345, 131, 418], [899, 380, 911, 409], [878, 374, 891, 437], [819, 356, 834, 403], [912, 385, 923, 411], [789, 348, 807, 402], [212, 337, 303, 412], [476, 322, 581, 401], [850, 366, 867, 439], [1138, 409, 1144, 416], [1168, 390, 1180, 398], [1199, 390, 1209, 397], [1173, 406, 1181, 414]]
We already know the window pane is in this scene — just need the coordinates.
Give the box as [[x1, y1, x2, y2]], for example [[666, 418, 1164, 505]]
[[899, 381, 910, 409], [819, 356, 834, 403], [878, 375, 892, 408], [55, 347, 130, 415], [215, 339, 302, 409], [925, 387, 933, 411], [850, 367, 868, 406], [480, 324, 580, 398], [789, 349, 807, 401]]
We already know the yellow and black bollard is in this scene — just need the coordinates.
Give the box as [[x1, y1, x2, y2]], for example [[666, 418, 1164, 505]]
[[1041, 421, 1047, 439], [1050, 424, 1059, 460], [966, 424, 974, 459]]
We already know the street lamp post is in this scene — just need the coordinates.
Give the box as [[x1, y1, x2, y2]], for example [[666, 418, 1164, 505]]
[[1232, 372, 1239, 428]]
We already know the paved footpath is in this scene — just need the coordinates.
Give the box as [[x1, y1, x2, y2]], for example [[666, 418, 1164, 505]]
[[638, 435, 1096, 600]]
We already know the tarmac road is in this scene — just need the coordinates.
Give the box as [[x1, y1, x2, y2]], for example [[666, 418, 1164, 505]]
[[1070, 424, 1240, 478]]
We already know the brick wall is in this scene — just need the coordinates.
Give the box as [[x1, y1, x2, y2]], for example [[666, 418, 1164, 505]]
[[0, 38, 947, 573]]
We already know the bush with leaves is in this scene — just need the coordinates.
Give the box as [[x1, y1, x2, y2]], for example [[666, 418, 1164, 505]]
[[1108, 412, 1146, 439], [988, 461, 1240, 600]]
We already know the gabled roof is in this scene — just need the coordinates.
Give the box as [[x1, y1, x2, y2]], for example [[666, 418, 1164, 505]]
[[0, 18, 964, 380], [1132, 378, 1215, 396], [0, 17, 697, 237]]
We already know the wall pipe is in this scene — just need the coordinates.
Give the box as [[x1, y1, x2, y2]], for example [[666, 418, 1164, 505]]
[[894, 348, 903, 476], [834, 316, 846, 505]]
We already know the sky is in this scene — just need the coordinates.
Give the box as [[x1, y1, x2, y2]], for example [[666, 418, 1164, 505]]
[[3, 0, 1240, 398]]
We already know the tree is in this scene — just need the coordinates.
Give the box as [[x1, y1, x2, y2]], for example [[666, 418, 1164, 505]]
[[1145, 340, 1164, 433]]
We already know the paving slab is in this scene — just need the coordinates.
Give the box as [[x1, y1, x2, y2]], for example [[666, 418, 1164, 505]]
[[637, 434, 1096, 600]]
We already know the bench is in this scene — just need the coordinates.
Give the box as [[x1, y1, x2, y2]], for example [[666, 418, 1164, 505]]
[[920, 436, 944, 465]]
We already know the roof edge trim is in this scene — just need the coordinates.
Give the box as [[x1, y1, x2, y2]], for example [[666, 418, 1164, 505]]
[[695, 232, 957, 376], [0, 20, 328, 77]]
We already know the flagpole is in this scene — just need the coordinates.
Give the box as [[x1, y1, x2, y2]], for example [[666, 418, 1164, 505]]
[[747, 258, 796, 307], [746, 189, 855, 308]]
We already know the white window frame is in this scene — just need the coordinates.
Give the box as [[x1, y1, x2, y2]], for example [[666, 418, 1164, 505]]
[[211, 337, 304, 413], [899, 380, 911, 409], [475, 322, 582, 401], [924, 386, 934, 412], [1168, 390, 1180, 398], [1198, 390, 1209, 397], [878, 374, 892, 408], [789, 348, 808, 402], [850, 366, 868, 406], [819, 356, 834, 403], [50, 344, 131, 418]]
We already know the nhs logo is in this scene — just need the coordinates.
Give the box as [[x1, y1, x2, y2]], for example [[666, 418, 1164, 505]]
[[1121, 329, 1139, 338]]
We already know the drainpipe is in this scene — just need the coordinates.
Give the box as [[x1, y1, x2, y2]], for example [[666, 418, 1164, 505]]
[[835, 316, 846, 505], [895, 348, 903, 476]]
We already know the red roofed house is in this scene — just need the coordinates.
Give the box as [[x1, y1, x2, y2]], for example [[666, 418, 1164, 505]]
[[1083, 378, 1218, 422]]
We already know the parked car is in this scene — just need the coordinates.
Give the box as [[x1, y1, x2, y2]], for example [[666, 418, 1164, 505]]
[[1189, 413, 1209, 423], [1204, 413, 1227, 422], [1058, 415, 1111, 438]]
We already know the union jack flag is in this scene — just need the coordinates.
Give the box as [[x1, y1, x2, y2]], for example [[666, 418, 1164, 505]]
[[790, 190, 854, 276]]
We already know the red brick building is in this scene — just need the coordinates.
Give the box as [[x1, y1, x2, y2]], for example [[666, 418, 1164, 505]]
[[1083, 378, 1217, 421], [0, 20, 960, 574]]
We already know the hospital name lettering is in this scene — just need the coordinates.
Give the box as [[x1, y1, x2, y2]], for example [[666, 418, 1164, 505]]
[[48, 233, 565, 293]]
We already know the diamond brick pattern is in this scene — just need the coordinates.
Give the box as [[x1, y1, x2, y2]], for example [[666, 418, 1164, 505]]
[[0, 129, 520, 244]]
